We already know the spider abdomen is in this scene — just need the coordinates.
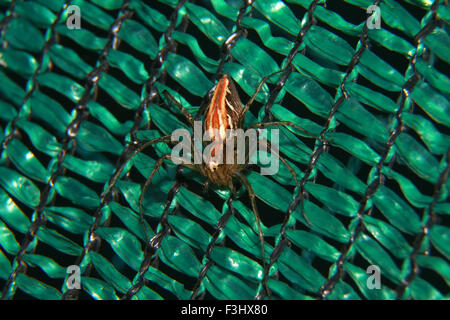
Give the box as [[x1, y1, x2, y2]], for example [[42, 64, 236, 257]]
[[203, 74, 243, 171]]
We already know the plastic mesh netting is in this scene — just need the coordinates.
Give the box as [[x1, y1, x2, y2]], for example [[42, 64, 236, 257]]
[[0, 0, 449, 300]]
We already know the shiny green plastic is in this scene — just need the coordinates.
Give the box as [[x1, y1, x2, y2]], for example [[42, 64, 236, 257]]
[[0, 0, 448, 301]]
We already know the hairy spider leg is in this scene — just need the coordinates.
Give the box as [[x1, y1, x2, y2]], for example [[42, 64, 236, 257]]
[[237, 70, 324, 297], [161, 90, 212, 193], [101, 135, 173, 198], [255, 137, 300, 189], [250, 120, 326, 141], [239, 69, 285, 126], [237, 136, 301, 297], [190, 195, 237, 299], [251, 121, 315, 227], [138, 154, 198, 250], [162, 90, 195, 127], [234, 172, 271, 296], [195, 86, 216, 121]]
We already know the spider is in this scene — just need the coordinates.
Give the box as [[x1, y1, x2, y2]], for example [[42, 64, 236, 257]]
[[105, 72, 318, 297]]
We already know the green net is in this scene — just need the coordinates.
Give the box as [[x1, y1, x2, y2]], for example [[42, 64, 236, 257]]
[[0, 0, 449, 300]]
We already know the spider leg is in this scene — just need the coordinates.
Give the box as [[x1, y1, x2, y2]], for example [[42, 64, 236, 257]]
[[237, 132, 299, 189], [162, 90, 195, 127], [300, 188, 311, 227], [195, 98, 208, 122], [190, 195, 236, 299], [250, 121, 317, 227], [257, 137, 299, 190], [195, 86, 215, 121], [203, 180, 210, 195], [161, 90, 206, 166], [261, 131, 313, 227], [285, 183, 312, 228], [235, 172, 271, 297], [240, 70, 284, 126], [250, 121, 326, 141], [139, 155, 199, 249], [101, 134, 173, 198]]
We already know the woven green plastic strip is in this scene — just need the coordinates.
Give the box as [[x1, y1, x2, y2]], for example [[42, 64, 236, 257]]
[[0, 0, 449, 300]]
